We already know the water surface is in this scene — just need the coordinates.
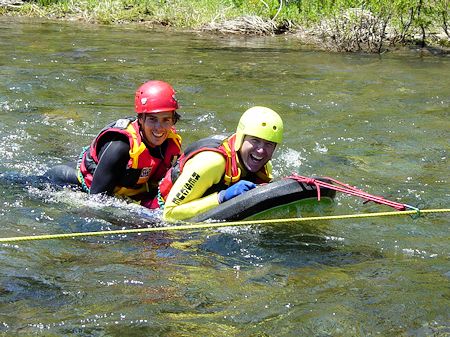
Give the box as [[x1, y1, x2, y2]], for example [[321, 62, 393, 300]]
[[0, 17, 449, 336]]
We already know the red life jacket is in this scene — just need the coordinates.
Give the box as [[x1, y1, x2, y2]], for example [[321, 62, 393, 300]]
[[78, 117, 181, 197], [158, 134, 271, 204]]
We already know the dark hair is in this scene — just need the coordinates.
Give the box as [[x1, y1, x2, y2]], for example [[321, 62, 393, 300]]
[[137, 111, 180, 124], [173, 111, 181, 124]]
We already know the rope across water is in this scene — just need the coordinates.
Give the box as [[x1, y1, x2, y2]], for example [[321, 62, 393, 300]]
[[0, 208, 448, 243]]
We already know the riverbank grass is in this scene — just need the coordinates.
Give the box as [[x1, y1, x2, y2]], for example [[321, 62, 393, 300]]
[[1, 0, 448, 53]]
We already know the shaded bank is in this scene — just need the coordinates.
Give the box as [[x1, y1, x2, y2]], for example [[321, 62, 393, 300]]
[[1, 0, 449, 53]]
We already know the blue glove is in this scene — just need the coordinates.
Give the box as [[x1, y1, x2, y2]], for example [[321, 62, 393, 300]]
[[218, 180, 256, 203]]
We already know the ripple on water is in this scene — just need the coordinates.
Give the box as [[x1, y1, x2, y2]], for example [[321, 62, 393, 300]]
[[0, 18, 449, 335]]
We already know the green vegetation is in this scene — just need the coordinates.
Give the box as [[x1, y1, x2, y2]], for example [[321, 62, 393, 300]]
[[1, 0, 448, 52]]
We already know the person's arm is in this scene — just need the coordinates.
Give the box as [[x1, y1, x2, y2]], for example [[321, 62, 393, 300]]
[[163, 151, 226, 221], [90, 140, 130, 195]]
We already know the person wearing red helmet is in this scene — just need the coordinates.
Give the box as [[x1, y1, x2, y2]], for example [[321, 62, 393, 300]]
[[45, 80, 182, 208]]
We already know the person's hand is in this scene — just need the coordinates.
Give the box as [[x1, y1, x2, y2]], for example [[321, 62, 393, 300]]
[[218, 180, 256, 203]]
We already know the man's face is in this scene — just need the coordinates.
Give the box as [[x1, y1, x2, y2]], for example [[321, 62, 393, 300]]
[[139, 111, 175, 147], [239, 135, 276, 172]]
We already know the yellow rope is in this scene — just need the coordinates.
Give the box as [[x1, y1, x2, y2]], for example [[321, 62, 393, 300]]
[[0, 208, 448, 243]]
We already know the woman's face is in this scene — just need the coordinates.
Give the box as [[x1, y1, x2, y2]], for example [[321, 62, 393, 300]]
[[239, 135, 276, 172], [139, 111, 175, 147]]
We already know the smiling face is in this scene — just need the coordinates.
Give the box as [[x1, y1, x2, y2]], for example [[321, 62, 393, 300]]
[[139, 111, 175, 147], [239, 135, 277, 173]]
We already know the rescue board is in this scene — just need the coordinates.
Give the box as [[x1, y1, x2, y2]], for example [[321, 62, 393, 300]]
[[187, 178, 336, 222]]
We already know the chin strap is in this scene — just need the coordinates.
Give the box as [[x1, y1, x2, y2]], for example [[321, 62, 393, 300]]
[[286, 173, 418, 212]]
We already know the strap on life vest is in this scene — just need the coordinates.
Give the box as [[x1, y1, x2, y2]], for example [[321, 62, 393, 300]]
[[221, 137, 241, 186], [127, 122, 147, 169]]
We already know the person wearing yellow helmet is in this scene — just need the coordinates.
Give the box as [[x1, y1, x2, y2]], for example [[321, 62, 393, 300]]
[[158, 106, 284, 221]]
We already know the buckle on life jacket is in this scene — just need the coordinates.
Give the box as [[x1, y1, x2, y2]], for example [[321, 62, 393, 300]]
[[114, 118, 132, 129], [223, 169, 241, 186]]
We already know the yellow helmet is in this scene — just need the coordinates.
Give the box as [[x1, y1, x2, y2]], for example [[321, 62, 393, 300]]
[[235, 106, 284, 150]]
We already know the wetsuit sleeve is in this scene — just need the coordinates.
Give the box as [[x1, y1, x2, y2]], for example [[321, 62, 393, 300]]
[[89, 140, 130, 195], [163, 151, 226, 222]]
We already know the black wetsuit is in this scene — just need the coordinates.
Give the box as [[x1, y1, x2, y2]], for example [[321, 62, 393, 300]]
[[45, 134, 166, 195]]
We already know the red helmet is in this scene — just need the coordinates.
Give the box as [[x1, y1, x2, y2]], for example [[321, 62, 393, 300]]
[[135, 80, 179, 114]]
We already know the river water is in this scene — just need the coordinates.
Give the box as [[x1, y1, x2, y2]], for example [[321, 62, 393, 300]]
[[0, 17, 449, 336]]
